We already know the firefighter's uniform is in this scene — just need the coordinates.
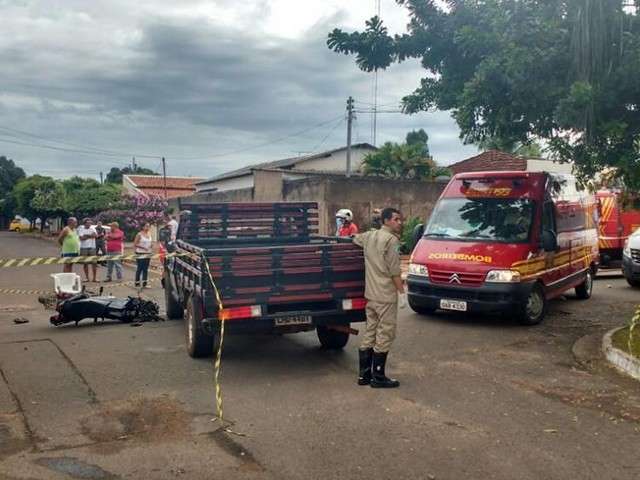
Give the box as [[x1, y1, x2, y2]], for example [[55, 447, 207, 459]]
[[353, 225, 401, 353]]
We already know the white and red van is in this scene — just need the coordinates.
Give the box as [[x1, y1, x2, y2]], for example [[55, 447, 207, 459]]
[[407, 171, 599, 325]]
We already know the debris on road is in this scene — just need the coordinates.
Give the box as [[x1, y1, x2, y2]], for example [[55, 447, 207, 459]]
[[50, 294, 161, 326], [13, 317, 29, 324]]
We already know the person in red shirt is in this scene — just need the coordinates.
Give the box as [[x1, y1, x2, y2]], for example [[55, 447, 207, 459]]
[[336, 209, 359, 237], [104, 221, 125, 282]]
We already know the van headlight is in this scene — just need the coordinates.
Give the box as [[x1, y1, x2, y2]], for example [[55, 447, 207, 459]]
[[408, 263, 429, 277], [623, 239, 631, 258], [485, 270, 521, 283]]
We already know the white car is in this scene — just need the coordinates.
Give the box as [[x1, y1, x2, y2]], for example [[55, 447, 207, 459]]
[[622, 228, 640, 287]]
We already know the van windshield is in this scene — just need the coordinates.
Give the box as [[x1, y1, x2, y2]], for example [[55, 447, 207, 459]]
[[424, 198, 535, 243]]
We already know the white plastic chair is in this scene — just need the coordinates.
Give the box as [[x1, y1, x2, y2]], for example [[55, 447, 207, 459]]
[[50, 273, 82, 295]]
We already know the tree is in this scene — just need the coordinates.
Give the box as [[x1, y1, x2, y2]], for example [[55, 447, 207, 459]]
[[105, 166, 159, 184], [328, 1, 640, 189], [0, 156, 26, 223], [61, 176, 122, 218], [362, 140, 436, 180], [405, 129, 430, 156], [13, 176, 65, 225]]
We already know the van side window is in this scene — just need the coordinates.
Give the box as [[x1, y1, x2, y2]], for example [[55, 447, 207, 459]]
[[542, 201, 555, 234]]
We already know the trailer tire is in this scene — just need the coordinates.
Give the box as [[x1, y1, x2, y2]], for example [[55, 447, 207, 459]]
[[163, 270, 183, 320], [517, 283, 547, 326], [316, 325, 349, 350], [185, 293, 214, 358], [408, 298, 436, 316], [575, 269, 593, 299]]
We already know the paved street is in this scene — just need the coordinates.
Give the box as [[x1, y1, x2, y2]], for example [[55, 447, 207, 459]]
[[1, 231, 640, 480]]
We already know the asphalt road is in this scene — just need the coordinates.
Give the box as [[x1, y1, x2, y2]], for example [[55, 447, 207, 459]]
[[1, 231, 639, 480]]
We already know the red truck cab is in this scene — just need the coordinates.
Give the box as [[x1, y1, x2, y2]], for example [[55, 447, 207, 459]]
[[407, 171, 598, 325]]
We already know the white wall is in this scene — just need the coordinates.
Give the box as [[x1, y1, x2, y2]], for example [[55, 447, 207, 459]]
[[293, 147, 372, 172], [526, 159, 573, 174], [196, 174, 254, 192]]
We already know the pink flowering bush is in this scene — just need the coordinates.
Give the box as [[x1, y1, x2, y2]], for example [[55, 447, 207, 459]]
[[97, 193, 167, 240]]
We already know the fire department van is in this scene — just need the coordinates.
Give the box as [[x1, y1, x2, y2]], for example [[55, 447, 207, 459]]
[[407, 171, 599, 325]]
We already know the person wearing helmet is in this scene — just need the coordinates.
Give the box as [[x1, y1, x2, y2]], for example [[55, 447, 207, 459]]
[[335, 208, 359, 237]]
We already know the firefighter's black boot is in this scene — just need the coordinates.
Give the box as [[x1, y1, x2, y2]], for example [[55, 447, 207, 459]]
[[370, 351, 400, 388], [357, 348, 373, 385]]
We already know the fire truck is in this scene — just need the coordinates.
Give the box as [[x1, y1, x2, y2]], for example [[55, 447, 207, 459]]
[[596, 189, 640, 267]]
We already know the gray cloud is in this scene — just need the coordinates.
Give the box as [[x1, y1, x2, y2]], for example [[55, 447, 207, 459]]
[[0, 2, 477, 178]]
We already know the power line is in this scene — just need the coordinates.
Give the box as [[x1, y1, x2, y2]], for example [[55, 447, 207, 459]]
[[0, 125, 160, 159], [170, 115, 345, 161], [309, 116, 346, 153]]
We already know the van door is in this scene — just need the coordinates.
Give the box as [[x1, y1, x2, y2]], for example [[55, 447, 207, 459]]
[[541, 200, 561, 287]]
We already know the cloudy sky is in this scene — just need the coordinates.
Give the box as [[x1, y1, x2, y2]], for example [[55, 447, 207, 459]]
[[0, 0, 478, 180]]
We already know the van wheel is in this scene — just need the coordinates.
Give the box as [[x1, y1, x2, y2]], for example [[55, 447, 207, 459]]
[[626, 277, 640, 288], [185, 294, 214, 358], [317, 325, 349, 349], [575, 270, 593, 299], [408, 298, 436, 316], [517, 284, 547, 325], [163, 270, 183, 320], [14, 227, 20, 233]]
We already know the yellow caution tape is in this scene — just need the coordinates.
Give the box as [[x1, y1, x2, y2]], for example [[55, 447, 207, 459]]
[[0, 277, 160, 296], [0, 252, 187, 268], [201, 255, 226, 424]]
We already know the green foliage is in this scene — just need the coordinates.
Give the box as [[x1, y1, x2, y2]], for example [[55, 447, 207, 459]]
[[14, 175, 65, 222], [105, 166, 159, 184], [362, 142, 435, 179], [0, 156, 25, 221], [328, 0, 640, 189], [62, 176, 122, 218], [405, 129, 430, 156], [400, 216, 422, 254]]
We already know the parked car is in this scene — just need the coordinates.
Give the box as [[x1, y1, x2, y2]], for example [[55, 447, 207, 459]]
[[622, 227, 640, 287], [596, 188, 640, 268], [407, 171, 599, 325], [9, 217, 30, 232], [163, 202, 366, 357]]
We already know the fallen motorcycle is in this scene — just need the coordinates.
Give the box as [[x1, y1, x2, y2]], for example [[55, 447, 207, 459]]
[[50, 293, 161, 326]]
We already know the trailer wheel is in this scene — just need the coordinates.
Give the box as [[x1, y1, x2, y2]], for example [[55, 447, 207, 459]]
[[316, 325, 349, 350], [408, 298, 436, 316], [517, 284, 547, 326], [163, 270, 183, 320], [185, 294, 214, 358], [575, 269, 593, 299]]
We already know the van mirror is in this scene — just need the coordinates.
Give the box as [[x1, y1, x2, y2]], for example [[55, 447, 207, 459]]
[[412, 223, 425, 246], [542, 230, 557, 252]]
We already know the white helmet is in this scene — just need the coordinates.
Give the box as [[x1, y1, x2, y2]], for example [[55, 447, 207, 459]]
[[335, 209, 353, 222]]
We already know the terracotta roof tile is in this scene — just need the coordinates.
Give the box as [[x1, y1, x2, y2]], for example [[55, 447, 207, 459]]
[[127, 175, 205, 189], [449, 150, 527, 174]]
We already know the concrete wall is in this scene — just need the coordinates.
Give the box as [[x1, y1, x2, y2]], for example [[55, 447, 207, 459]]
[[176, 174, 446, 236], [526, 158, 573, 174]]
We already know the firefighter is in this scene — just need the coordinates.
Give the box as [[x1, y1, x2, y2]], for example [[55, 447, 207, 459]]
[[353, 207, 405, 388]]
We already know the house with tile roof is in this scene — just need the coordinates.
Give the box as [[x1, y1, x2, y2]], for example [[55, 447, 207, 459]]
[[448, 150, 572, 175], [195, 143, 377, 193], [123, 175, 206, 199]]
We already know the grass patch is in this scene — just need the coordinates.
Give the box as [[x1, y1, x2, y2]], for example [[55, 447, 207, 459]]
[[612, 327, 640, 359]]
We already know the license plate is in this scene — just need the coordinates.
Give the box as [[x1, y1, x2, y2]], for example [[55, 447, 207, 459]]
[[440, 299, 467, 312], [274, 315, 312, 326]]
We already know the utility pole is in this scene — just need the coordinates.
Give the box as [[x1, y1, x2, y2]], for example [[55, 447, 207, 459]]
[[132, 156, 137, 172], [162, 157, 167, 199], [99, 171, 103, 184], [346, 96, 354, 178]]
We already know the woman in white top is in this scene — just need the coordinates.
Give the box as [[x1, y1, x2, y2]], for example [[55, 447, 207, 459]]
[[134, 223, 154, 288]]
